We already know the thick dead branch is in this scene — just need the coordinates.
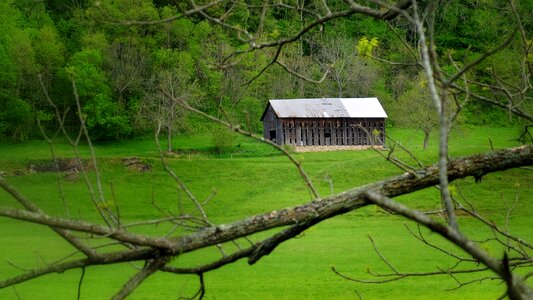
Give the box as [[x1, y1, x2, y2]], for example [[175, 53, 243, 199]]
[[379, 0, 413, 20], [0, 248, 158, 288], [162, 248, 255, 275]]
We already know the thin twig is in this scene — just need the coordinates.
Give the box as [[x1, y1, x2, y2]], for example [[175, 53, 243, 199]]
[[77, 267, 85, 300], [164, 93, 320, 199], [155, 121, 212, 226]]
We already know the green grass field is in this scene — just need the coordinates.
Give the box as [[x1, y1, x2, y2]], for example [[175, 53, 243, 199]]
[[0, 127, 531, 299]]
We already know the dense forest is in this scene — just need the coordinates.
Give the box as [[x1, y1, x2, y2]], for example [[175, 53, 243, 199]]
[[0, 0, 531, 142]]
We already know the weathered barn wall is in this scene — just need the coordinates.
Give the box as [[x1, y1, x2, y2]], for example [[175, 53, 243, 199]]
[[261, 98, 387, 147], [278, 118, 385, 146]]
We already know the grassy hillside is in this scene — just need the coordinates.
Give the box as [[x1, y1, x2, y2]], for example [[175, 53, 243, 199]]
[[0, 127, 531, 299]]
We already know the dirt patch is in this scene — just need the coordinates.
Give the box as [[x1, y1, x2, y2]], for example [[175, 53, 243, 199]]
[[292, 145, 385, 152], [24, 158, 88, 181], [28, 158, 87, 173], [122, 157, 151, 173]]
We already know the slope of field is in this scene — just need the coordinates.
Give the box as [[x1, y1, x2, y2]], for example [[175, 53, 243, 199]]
[[0, 127, 531, 299]]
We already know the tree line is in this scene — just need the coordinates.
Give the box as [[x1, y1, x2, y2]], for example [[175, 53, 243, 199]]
[[0, 0, 531, 143]]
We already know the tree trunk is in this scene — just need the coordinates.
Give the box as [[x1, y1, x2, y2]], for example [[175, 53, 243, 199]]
[[423, 129, 430, 149], [167, 125, 172, 153]]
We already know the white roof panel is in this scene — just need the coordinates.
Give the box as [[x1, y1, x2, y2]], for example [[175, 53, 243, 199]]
[[340, 98, 388, 118], [268, 98, 387, 119]]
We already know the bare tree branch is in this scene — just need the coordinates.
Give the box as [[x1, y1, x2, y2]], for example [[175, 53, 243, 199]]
[[0, 247, 158, 288], [362, 191, 533, 299], [444, 29, 518, 88], [155, 121, 212, 226], [275, 60, 330, 84], [112, 256, 171, 300], [94, 0, 225, 26], [0, 176, 99, 260], [411, 0, 457, 231], [71, 79, 118, 227]]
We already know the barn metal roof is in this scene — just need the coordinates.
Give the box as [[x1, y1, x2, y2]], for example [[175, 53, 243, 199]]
[[265, 98, 388, 119]]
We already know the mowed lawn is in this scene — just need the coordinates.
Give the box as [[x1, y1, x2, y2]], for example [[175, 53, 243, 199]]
[[0, 127, 531, 299]]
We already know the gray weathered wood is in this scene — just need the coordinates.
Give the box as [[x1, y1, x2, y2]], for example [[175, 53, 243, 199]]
[[262, 108, 386, 147]]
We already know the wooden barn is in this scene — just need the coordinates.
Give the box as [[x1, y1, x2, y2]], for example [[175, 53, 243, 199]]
[[260, 98, 388, 146]]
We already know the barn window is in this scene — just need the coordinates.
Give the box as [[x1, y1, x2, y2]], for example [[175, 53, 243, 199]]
[[324, 128, 331, 138]]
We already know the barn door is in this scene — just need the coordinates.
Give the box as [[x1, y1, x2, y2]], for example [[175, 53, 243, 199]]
[[269, 130, 276, 141]]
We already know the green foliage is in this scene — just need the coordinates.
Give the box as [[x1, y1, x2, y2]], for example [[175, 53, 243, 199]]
[[392, 73, 439, 148], [436, 1, 512, 53], [82, 92, 132, 140], [34, 25, 66, 78], [0, 2, 51, 141], [461, 101, 515, 127], [66, 49, 131, 140], [152, 48, 194, 78], [81, 32, 109, 52], [356, 36, 379, 57], [234, 96, 264, 133], [9, 29, 39, 76], [156, 9, 194, 49], [0, 44, 16, 90], [0, 96, 32, 141], [66, 49, 107, 94], [211, 125, 237, 154]]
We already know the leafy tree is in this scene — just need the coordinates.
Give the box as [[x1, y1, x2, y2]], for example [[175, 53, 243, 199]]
[[66, 49, 131, 140], [318, 35, 381, 97], [212, 124, 238, 154], [34, 25, 67, 90], [356, 36, 379, 57], [0, 96, 32, 141], [0, 1, 40, 141], [394, 74, 439, 149], [146, 48, 197, 151]]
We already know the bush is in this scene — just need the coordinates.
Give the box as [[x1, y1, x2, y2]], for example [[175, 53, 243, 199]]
[[211, 125, 237, 154], [0, 96, 32, 142]]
